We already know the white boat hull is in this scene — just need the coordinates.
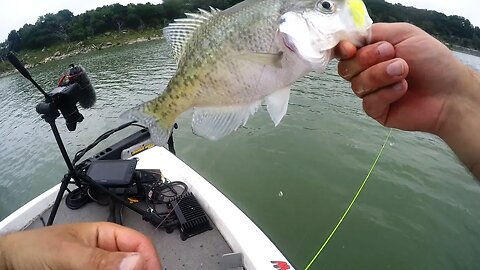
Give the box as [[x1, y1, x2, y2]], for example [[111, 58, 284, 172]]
[[0, 146, 295, 270]]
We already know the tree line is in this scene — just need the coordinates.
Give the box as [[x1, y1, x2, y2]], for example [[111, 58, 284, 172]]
[[0, 0, 244, 57], [1, 0, 479, 60], [366, 0, 480, 49]]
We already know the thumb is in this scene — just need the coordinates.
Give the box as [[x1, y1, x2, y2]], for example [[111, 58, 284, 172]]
[[370, 23, 424, 45], [87, 251, 145, 270]]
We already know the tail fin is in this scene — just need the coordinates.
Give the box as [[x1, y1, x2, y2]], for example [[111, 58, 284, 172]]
[[121, 102, 173, 147]]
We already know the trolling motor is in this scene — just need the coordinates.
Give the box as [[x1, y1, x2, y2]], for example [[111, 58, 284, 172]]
[[6, 52, 165, 226]]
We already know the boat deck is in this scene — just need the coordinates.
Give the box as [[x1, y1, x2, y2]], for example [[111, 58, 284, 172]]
[[27, 194, 238, 270], [2, 146, 294, 270]]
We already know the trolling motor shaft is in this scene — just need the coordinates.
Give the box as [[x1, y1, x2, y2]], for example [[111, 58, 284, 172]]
[[5, 52, 95, 224]]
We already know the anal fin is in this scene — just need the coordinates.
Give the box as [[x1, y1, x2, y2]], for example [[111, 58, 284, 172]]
[[192, 101, 261, 140]]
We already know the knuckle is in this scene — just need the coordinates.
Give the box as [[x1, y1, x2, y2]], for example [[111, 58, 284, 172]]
[[357, 46, 378, 68], [364, 67, 384, 86], [337, 61, 351, 79], [334, 41, 347, 59], [362, 99, 382, 120], [401, 22, 420, 32], [350, 79, 364, 97], [362, 100, 375, 117], [362, 61, 401, 92], [97, 221, 114, 228], [352, 71, 377, 97]]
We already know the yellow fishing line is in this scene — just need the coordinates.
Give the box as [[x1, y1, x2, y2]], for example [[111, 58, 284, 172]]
[[304, 128, 393, 270]]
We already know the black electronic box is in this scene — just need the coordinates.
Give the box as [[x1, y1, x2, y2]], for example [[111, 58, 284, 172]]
[[86, 159, 138, 187]]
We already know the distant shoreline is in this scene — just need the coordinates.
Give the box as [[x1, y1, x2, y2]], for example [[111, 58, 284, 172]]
[[449, 45, 480, 57], [2, 36, 479, 79], [0, 29, 163, 78]]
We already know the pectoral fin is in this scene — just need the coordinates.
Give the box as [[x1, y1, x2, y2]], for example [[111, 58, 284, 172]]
[[265, 87, 291, 126], [236, 52, 284, 68], [192, 100, 262, 140]]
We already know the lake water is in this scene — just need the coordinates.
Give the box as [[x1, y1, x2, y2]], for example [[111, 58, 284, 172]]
[[0, 41, 479, 269]]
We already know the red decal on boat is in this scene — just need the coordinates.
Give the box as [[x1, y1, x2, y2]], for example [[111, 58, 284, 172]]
[[271, 261, 291, 270]]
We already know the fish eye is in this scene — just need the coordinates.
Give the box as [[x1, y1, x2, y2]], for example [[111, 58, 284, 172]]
[[316, 0, 336, 14]]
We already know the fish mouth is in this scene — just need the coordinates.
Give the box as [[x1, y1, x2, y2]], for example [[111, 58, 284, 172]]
[[281, 32, 298, 54], [279, 29, 335, 67]]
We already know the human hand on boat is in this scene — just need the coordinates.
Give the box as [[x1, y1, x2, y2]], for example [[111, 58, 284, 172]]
[[336, 22, 480, 179], [0, 222, 162, 270]]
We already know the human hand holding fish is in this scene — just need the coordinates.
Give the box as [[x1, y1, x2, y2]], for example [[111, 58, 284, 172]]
[[0, 222, 162, 270], [336, 22, 480, 179]]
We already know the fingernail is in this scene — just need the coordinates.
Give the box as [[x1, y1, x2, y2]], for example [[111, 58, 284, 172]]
[[119, 253, 140, 270], [377, 42, 393, 57], [392, 82, 404, 91], [387, 61, 404, 76]]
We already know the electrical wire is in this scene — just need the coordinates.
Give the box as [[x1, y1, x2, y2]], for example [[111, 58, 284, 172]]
[[72, 121, 146, 166], [86, 187, 110, 206], [65, 121, 189, 232], [144, 176, 188, 229], [55, 121, 185, 231]]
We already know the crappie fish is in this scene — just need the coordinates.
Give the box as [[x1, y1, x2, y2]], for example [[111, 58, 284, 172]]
[[123, 0, 373, 146]]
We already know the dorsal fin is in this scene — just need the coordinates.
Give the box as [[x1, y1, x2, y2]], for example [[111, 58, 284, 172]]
[[163, 7, 221, 63]]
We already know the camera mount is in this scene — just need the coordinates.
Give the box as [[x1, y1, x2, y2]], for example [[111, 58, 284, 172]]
[[36, 83, 84, 131]]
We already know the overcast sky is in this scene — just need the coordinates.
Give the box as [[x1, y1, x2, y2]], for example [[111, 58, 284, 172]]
[[0, 0, 162, 41], [385, 0, 480, 27], [1, 0, 479, 41]]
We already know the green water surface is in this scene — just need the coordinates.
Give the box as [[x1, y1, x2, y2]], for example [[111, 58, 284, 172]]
[[0, 40, 479, 269]]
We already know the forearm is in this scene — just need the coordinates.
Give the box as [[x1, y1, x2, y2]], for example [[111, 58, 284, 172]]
[[438, 64, 480, 179], [0, 235, 10, 270]]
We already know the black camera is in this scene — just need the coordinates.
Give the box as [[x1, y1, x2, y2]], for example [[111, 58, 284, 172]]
[[36, 64, 96, 131]]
